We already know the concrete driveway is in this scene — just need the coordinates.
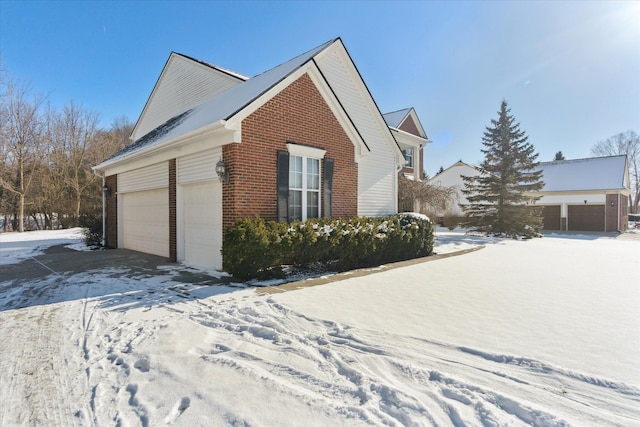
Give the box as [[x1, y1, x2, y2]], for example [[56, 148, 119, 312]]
[[2, 245, 227, 286]]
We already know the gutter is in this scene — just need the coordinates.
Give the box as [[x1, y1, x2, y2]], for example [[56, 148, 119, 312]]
[[92, 119, 228, 172]]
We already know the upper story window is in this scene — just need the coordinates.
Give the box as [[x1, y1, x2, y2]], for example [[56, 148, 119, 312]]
[[403, 148, 413, 168]]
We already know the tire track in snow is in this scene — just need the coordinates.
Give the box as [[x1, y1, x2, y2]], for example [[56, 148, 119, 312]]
[[0, 304, 92, 426]]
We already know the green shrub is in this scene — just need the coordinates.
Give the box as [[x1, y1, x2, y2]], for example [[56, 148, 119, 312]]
[[221, 217, 288, 280], [222, 213, 433, 280]]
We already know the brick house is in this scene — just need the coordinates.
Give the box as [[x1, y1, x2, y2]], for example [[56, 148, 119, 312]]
[[383, 108, 430, 181], [93, 38, 408, 270]]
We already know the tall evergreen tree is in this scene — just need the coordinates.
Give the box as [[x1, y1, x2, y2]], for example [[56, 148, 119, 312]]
[[462, 100, 544, 238]]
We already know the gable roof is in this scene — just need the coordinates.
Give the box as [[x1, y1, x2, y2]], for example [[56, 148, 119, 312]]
[[131, 52, 249, 141], [173, 52, 249, 81], [383, 108, 411, 128], [383, 107, 428, 139], [427, 160, 483, 182], [99, 38, 403, 167], [538, 155, 629, 192]]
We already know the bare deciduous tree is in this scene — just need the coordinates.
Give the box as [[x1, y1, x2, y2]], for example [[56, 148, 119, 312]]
[[398, 174, 456, 218], [0, 79, 45, 232], [591, 130, 639, 213], [49, 101, 101, 222]]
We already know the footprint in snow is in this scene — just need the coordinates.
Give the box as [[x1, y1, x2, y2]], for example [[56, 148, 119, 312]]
[[164, 396, 190, 424], [134, 358, 150, 372]]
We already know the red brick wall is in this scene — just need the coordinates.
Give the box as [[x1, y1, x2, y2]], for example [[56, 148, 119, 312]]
[[620, 194, 629, 232], [105, 174, 118, 248], [606, 193, 627, 232], [222, 73, 358, 231], [399, 115, 421, 137], [169, 159, 177, 261]]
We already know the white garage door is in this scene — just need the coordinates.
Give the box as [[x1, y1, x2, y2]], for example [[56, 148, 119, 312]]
[[182, 180, 222, 269], [122, 189, 169, 258]]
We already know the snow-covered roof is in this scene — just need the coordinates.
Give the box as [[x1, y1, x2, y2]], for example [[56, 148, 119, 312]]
[[383, 108, 412, 128], [539, 155, 628, 192], [104, 39, 337, 164], [173, 52, 249, 81]]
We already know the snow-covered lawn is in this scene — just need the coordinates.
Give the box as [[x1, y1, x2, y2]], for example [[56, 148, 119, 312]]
[[0, 228, 638, 426]]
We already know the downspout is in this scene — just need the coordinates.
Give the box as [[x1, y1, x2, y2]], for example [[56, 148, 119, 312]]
[[102, 176, 106, 245], [94, 169, 106, 246]]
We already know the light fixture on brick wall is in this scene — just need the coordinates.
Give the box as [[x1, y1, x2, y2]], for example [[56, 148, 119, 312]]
[[102, 183, 111, 198], [216, 159, 229, 183], [610, 201, 615, 207]]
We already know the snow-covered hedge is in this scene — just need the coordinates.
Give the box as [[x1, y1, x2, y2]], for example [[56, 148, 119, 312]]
[[222, 213, 433, 280]]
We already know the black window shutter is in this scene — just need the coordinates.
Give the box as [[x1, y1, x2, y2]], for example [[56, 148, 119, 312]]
[[277, 150, 289, 222], [323, 158, 334, 218]]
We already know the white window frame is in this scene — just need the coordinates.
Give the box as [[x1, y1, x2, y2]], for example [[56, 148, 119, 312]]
[[403, 148, 413, 168], [287, 144, 326, 221]]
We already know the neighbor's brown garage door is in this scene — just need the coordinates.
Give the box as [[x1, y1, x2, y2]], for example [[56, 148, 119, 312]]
[[541, 205, 561, 230], [568, 205, 605, 231]]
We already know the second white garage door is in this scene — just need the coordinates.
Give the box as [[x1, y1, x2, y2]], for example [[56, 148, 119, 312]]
[[181, 180, 222, 269], [122, 188, 169, 258]]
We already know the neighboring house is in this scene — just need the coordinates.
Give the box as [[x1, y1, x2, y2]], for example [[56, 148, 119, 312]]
[[93, 38, 405, 270], [427, 156, 631, 232], [533, 155, 630, 232], [383, 108, 430, 181], [426, 161, 482, 218]]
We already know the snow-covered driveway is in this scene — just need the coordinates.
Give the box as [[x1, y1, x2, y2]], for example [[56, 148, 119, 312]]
[[0, 229, 638, 426]]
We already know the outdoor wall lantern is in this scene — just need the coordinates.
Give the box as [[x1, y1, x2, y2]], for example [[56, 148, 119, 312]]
[[584, 200, 587, 204], [102, 183, 111, 198], [216, 159, 229, 183], [610, 201, 615, 207]]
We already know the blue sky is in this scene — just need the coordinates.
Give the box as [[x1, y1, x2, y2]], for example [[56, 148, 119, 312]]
[[1, 1, 638, 176]]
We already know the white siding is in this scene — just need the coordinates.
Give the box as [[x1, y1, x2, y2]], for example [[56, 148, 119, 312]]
[[118, 162, 168, 193], [538, 193, 606, 205], [317, 48, 398, 217], [177, 148, 221, 184], [133, 54, 244, 141], [427, 164, 482, 217], [427, 164, 480, 216]]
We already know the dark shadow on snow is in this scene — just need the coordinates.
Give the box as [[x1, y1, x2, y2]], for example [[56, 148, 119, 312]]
[[0, 246, 245, 313]]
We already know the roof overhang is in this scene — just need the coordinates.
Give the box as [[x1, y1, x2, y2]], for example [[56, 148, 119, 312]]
[[532, 188, 632, 196], [390, 127, 430, 149], [93, 119, 234, 175], [226, 54, 370, 162]]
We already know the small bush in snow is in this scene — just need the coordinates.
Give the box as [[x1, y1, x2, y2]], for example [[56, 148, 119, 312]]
[[222, 213, 433, 280], [79, 213, 103, 248], [442, 212, 462, 231]]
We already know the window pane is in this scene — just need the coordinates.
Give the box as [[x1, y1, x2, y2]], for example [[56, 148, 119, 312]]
[[307, 191, 319, 218], [404, 149, 413, 167], [307, 158, 319, 190], [289, 156, 303, 189], [289, 190, 302, 221]]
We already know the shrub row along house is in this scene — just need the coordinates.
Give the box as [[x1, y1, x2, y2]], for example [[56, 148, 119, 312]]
[[427, 155, 631, 232], [92, 38, 428, 270]]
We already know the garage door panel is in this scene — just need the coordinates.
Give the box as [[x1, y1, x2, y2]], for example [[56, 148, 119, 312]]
[[122, 189, 169, 257], [568, 205, 605, 231], [541, 205, 561, 230], [182, 181, 222, 269]]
